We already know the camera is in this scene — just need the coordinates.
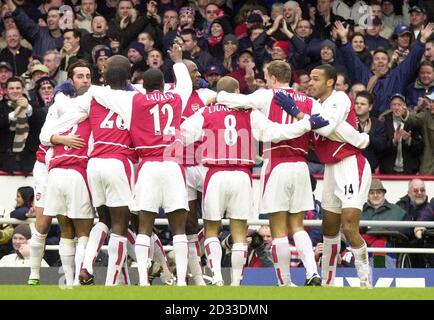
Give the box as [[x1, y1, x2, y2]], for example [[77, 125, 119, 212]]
[[249, 231, 264, 250]]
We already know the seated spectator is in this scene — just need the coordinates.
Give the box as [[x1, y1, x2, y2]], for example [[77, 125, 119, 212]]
[[361, 178, 407, 268], [379, 93, 423, 174], [145, 48, 163, 72], [205, 19, 229, 59], [336, 20, 434, 114], [312, 0, 345, 40], [10, 186, 33, 220], [392, 24, 412, 55], [76, 0, 99, 34], [243, 226, 274, 268], [350, 32, 372, 67], [29, 76, 55, 110], [369, 0, 393, 39], [423, 39, 434, 63], [0, 219, 13, 259], [406, 61, 434, 110], [381, 0, 403, 30], [295, 69, 310, 94], [401, 91, 434, 174], [396, 178, 434, 267], [355, 91, 387, 172], [0, 224, 49, 267], [137, 31, 155, 55], [271, 41, 290, 62]]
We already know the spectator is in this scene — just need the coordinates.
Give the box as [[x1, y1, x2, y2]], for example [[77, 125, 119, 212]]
[[349, 81, 366, 100], [59, 29, 89, 73], [97, 0, 118, 22], [205, 19, 228, 58], [281, 1, 302, 34], [361, 178, 407, 268], [363, 16, 392, 52], [336, 20, 434, 114], [161, 7, 179, 53], [423, 39, 434, 63], [271, 41, 290, 62], [38, 0, 64, 16], [10, 186, 33, 220], [91, 45, 111, 85], [0, 77, 32, 174], [29, 76, 55, 110], [381, 0, 403, 29], [0, 60, 13, 101], [137, 31, 155, 54], [401, 91, 434, 174], [350, 32, 372, 66], [243, 227, 274, 268], [0, 10, 32, 51], [145, 48, 163, 72], [392, 24, 413, 53], [0, 216, 13, 259], [80, 15, 112, 58], [43, 50, 67, 85], [238, 22, 271, 70], [396, 178, 434, 267], [307, 39, 347, 74], [335, 72, 350, 93], [227, 50, 257, 94], [379, 93, 423, 175], [204, 64, 222, 91], [296, 69, 310, 94], [312, 0, 345, 40], [127, 41, 147, 73], [408, 4, 428, 41], [178, 6, 195, 30], [172, 28, 213, 81], [369, 0, 393, 39], [6, 1, 63, 58], [294, 19, 322, 67], [221, 34, 238, 74], [23, 62, 49, 92], [406, 61, 434, 110], [76, 0, 98, 33], [0, 224, 49, 267], [0, 28, 32, 76], [355, 91, 387, 172]]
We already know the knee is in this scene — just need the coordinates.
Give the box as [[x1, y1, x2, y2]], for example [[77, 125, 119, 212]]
[[185, 219, 199, 235], [341, 223, 359, 241]]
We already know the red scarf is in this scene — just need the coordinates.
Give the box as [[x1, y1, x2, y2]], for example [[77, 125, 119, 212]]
[[208, 33, 223, 47]]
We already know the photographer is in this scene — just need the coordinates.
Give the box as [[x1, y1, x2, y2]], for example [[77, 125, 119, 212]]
[[221, 227, 273, 268]]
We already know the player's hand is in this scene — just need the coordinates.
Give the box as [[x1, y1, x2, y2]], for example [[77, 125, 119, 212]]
[[168, 41, 183, 63], [61, 135, 86, 149], [309, 113, 329, 129], [54, 80, 76, 97], [275, 91, 301, 117]]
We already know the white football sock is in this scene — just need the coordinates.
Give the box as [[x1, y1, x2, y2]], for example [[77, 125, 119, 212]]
[[351, 241, 371, 286], [126, 229, 137, 261], [231, 242, 247, 286], [187, 234, 205, 285], [74, 236, 88, 285], [321, 234, 341, 286], [59, 238, 75, 287], [293, 230, 318, 279], [173, 234, 188, 286], [271, 237, 291, 286], [204, 237, 223, 284], [29, 230, 47, 280], [105, 233, 127, 286], [135, 234, 151, 286], [82, 222, 109, 274]]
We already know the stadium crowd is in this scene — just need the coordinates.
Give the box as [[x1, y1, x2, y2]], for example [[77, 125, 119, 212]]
[[0, 0, 433, 287]]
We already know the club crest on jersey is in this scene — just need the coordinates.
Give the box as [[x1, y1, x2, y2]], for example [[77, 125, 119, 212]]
[[191, 103, 200, 112]]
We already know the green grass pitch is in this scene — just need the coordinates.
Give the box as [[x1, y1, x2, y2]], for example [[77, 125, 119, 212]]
[[1, 285, 434, 300]]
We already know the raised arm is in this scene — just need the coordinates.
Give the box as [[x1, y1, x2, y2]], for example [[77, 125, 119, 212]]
[[216, 89, 272, 111], [168, 41, 192, 112]]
